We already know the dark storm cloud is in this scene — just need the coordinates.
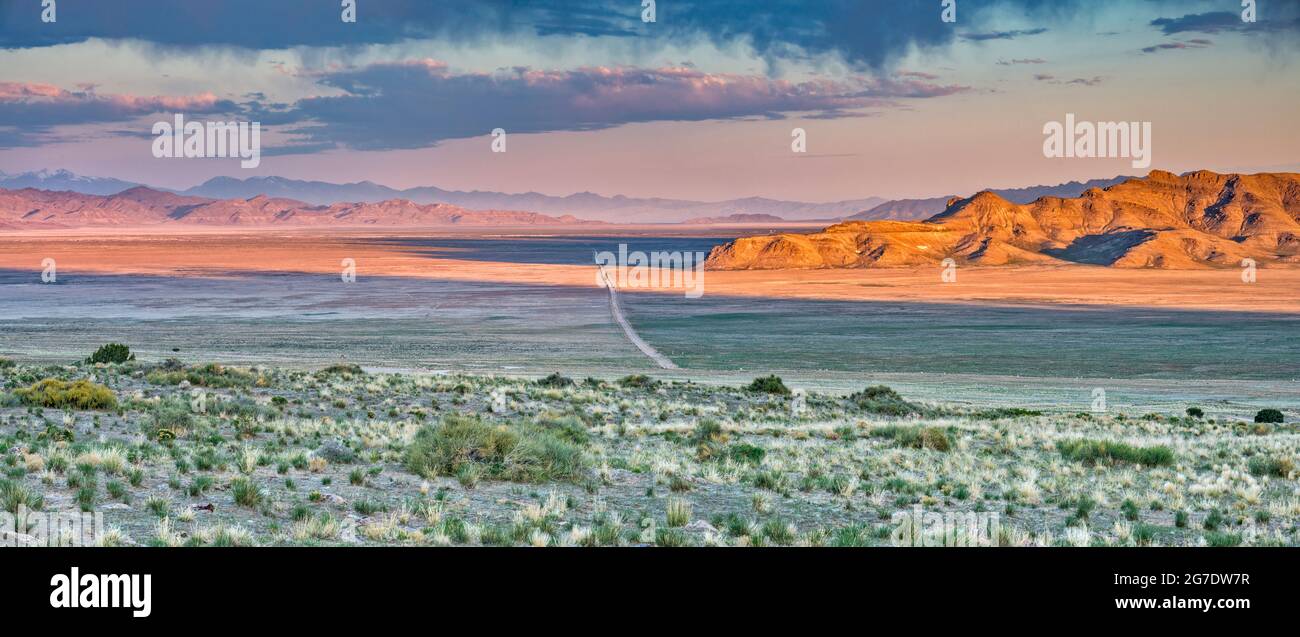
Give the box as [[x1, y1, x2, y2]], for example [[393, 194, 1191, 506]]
[[0, 0, 1090, 70], [267, 60, 969, 152]]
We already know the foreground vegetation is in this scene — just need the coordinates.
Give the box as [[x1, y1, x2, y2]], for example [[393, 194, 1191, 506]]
[[0, 352, 1296, 547]]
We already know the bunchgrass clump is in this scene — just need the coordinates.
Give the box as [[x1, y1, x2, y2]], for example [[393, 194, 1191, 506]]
[[1056, 439, 1174, 467], [870, 425, 951, 452], [404, 415, 587, 484]]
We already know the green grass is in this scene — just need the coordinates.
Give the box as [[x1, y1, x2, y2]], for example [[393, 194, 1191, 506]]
[[1056, 439, 1174, 467]]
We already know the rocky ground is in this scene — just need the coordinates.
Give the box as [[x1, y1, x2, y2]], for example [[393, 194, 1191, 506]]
[[1, 355, 1296, 547]]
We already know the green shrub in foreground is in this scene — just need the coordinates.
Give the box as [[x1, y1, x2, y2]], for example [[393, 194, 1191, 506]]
[[1056, 439, 1174, 467], [16, 379, 117, 410], [404, 415, 587, 484]]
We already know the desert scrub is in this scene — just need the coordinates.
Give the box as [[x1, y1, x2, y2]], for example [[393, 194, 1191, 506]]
[[146, 363, 256, 388], [618, 374, 659, 389], [404, 415, 587, 483], [16, 379, 116, 410], [142, 399, 194, 441], [849, 385, 919, 416], [536, 372, 574, 388], [746, 375, 791, 396], [86, 343, 134, 364], [1056, 439, 1174, 467], [870, 425, 951, 452]]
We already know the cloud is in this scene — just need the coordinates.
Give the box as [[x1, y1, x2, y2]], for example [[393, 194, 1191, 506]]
[[997, 58, 1048, 65], [0, 82, 238, 147], [961, 28, 1049, 41], [267, 60, 968, 152], [0, 0, 1105, 71], [1141, 39, 1213, 54], [1032, 74, 1103, 86], [1151, 12, 1245, 35], [1150, 7, 1300, 37]]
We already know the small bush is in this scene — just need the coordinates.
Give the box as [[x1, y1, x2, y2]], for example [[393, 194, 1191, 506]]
[[319, 363, 365, 376], [536, 372, 574, 388], [16, 379, 117, 410], [404, 415, 587, 484], [746, 375, 791, 396], [87, 343, 134, 364], [870, 425, 951, 452], [1254, 408, 1284, 424], [1056, 439, 1173, 467], [849, 385, 919, 416], [617, 374, 659, 389], [142, 399, 193, 441]]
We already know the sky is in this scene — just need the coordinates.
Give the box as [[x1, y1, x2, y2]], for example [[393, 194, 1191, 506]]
[[0, 0, 1297, 202]]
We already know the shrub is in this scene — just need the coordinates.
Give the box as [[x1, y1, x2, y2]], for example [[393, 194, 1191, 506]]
[[404, 415, 586, 483], [146, 363, 255, 388], [536, 372, 574, 388], [142, 399, 193, 441], [849, 385, 919, 416], [1254, 409, 1284, 424], [16, 379, 116, 410], [870, 425, 951, 452], [1185, 407, 1204, 419], [1056, 439, 1174, 467], [746, 375, 791, 396], [319, 363, 365, 376], [617, 374, 659, 389], [87, 343, 134, 364]]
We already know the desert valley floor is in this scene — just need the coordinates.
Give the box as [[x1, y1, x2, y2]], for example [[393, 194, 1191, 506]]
[[0, 228, 1297, 546]]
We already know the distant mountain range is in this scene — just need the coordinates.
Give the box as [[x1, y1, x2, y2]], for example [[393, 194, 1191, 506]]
[[0, 169, 1137, 226], [0, 186, 586, 229], [705, 171, 1300, 269], [0, 169, 141, 196], [847, 176, 1135, 221]]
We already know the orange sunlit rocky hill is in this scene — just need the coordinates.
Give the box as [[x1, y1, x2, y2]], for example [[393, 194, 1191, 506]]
[[705, 170, 1300, 269]]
